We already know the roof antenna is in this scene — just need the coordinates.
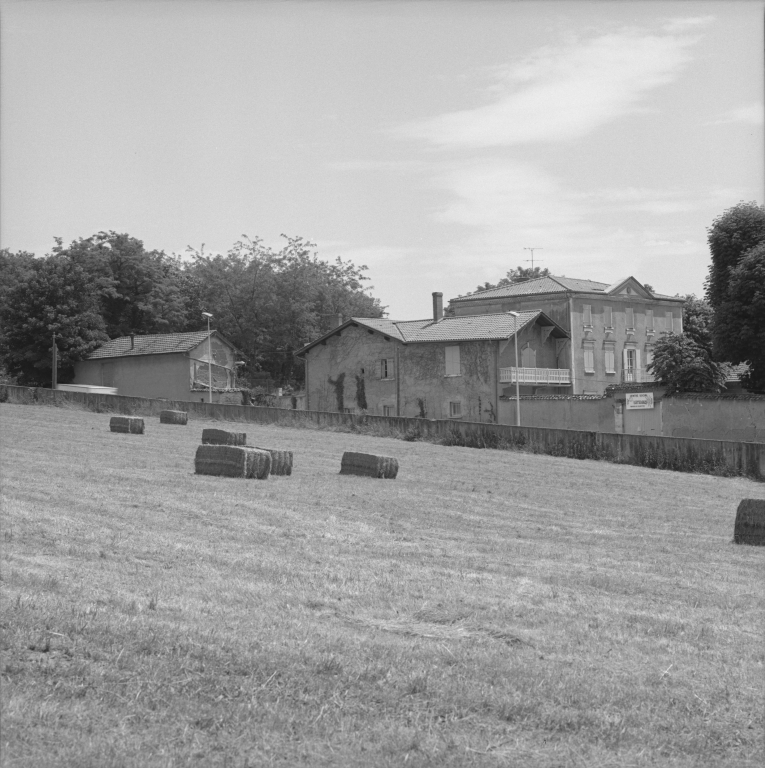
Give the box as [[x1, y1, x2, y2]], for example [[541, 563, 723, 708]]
[[523, 247, 544, 270]]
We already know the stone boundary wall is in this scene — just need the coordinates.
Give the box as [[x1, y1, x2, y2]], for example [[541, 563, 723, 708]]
[[1, 384, 763, 481]]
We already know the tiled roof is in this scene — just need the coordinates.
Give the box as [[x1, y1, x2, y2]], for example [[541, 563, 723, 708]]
[[296, 311, 566, 355], [451, 276, 609, 302], [391, 311, 541, 342], [86, 331, 220, 360]]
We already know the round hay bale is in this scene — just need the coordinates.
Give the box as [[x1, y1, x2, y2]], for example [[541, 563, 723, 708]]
[[201, 428, 246, 446], [340, 451, 398, 479], [734, 499, 765, 546], [110, 416, 145, 435], [160, 409, 188, 425]]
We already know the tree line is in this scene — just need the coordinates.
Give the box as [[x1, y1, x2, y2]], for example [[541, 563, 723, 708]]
[[0, 232, 384, 387]]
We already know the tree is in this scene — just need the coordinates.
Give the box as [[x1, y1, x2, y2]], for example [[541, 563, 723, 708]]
[[58, 232, 192, 337], [0, 255, 108, 385], [647, 332, 729, 394], [705, 202, 765, 391], [475, 265, 550, 293], [186, 235, 384, 385], [681, 294, 714, 349], [711, 243, 765, 392], [705, 202, 765, 308]]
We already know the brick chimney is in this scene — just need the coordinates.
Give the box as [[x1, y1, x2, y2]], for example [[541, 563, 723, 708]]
[[333, 313, 343, 329], [432, 292, 443, 321]]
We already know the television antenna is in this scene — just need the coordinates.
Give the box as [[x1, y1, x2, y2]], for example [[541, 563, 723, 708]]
[[523, 247, 544, 269]]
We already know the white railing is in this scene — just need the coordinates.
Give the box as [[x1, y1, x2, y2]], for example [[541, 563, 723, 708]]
[[622, 368, 646, 383], [499, 367, 571, 385]]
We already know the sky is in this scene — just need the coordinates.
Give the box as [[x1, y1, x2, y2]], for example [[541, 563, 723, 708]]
[[1, 0, 763, 320]]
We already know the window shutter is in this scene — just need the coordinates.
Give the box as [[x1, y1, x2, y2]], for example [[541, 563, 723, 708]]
[[388, 358, 394, 379], [626, 308, 634, 328], [583, 304, 592, 325], [623, 348, 629, 373], [378, 359, 383, 379], [646, 309, 653, 330], [604, 306, 613, 327], [635, 349, 642, 382]]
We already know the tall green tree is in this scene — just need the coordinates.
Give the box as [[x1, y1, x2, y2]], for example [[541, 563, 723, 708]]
[[0, 255, 108, 385], [711, 243, 765, 392], [681, 293, 714, 349], [705, 202, 765, 391], [187, 235, 384, 384], [58, 232, 193, 337]]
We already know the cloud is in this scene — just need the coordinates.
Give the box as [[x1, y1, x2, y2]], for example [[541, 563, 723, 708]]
[[397, 25, 704, 148], [706, 103, 764, 126]]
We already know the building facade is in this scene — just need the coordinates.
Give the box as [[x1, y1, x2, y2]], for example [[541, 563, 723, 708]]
[[295, 295, 570, 421], [74, 330, 243, 403], [449, 276, 686, 395]]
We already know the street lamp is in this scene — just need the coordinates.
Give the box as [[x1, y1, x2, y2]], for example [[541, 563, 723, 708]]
[[507, 311, 521, 427], [202, 312, 213, 404]]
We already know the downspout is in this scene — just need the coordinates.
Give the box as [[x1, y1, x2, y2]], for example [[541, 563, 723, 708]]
[[495, 340, 501, 423], [395, 343, 401, 417], [567, 292, 576, 395]]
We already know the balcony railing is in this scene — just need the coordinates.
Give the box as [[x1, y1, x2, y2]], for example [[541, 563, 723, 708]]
[[499, 367, 571, 385]]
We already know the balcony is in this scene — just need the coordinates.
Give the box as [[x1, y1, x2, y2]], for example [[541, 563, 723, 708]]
[[499, 367, 571, 385]]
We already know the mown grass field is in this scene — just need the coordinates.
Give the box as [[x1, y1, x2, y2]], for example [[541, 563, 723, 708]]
[[1, 402, 763, 767]]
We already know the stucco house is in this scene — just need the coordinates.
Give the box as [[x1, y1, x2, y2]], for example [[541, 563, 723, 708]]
[[294, 293, 570, 421], [73, 330, 243, 403], [448, 276, 686, 395]]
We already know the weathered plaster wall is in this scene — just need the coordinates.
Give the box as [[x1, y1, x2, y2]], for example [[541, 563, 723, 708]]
[[499, 396, 616, 432], [303, 327, 398, 414], [398, 340, 497, 422]]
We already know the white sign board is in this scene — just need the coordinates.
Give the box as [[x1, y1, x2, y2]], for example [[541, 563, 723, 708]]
[[626, 392, 654, 410]]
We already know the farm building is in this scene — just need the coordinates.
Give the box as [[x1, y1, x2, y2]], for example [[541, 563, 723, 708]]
[[295, 293, 570, 422], [73, 330, 243, 403], [449, 275, 686, 395]]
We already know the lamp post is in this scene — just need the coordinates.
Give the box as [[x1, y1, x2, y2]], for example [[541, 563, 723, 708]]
[[508, 311, 521, 427], [202, 312, 213, 404]]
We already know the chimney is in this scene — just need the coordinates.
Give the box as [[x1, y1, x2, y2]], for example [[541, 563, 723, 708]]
[[333, 313, 343, 329], [432, 292, 443, 321], [130, 333, 135, 349]]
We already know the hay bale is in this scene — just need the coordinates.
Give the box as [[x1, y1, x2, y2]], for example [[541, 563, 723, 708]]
[[247, 447, 293, 476], [160, 409, 188, 425], [340, 451, 398, 479], [194, 445, 271, 479], [734, 499, 765, 546], [201, 428, 246, 446], [110, 416, 145, 434]]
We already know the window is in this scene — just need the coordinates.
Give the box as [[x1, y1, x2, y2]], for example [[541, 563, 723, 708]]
[[583, 304, 592, 326], [444, 345, 461, 376], [646, 309, 654, 332], [666, 311, 673, 333], [379, 358, 394, 380], [623, 347, 641, 383], [604, 343, 616, 374], [655, 313, 664, 332], [604, 306, 613, 329], [645, 346, 654, 368], [449, 401, 462, 418], [521, 344, 536, 368], [382, 405, 394, 417], [626, 307, 635, 329], [583, 342, 595, 373], [673, 313, 682, 334]]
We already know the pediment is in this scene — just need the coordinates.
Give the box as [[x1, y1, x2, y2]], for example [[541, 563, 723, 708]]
[[605, 277, 653, 299]]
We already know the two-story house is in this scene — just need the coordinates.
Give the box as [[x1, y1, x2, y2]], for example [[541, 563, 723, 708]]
[[448, 276, 685, 395]]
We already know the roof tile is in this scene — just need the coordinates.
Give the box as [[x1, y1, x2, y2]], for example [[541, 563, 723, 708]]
[[86, 331, 219, 360]]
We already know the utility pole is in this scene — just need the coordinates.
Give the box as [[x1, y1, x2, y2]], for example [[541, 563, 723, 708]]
[[51, 333, 58, 390], [523, 247, 544, 270], [202, 312, 214, 404]]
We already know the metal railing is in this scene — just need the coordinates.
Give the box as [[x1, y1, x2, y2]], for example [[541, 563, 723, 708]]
[[499, 367, 571, 384]]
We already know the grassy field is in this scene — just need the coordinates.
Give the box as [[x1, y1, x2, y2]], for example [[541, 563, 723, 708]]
[[1, 402, 763, 768]]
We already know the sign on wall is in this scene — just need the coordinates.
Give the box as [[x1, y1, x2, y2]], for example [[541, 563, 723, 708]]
[[626, 392, 654, 410]]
